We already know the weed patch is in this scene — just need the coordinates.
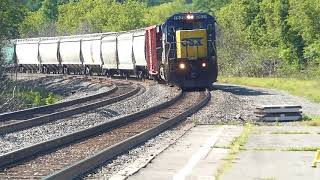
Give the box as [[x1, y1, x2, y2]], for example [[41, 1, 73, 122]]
[[215, 123, 252, 179], [0, 79, 60, 113], [253, 147, 277, 151], [283, 147, 320, 151], [302, 116, 320, 126], [271, 131, 310, 134]]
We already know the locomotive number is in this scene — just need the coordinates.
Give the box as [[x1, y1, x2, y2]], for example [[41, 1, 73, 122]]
[[181, 38, 203, 47], [174, 14, 208, 21]]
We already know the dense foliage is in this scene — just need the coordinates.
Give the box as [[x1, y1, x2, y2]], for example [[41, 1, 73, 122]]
[[216, 0, 320, 78], [19, 0, 191, 36], [0, 0, 26, 77], [0, 0, 319, 78]]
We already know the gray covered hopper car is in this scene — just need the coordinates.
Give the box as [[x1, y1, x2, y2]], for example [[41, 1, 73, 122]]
[[12, 30, 148, 76], [16, 38, 40, 72], [39, 37, 60, 73]]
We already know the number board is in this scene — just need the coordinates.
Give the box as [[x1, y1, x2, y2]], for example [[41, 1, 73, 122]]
[[173, 14, 208, 21]]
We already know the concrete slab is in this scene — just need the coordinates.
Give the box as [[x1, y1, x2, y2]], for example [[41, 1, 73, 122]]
[[246, 134, 320, 150], [128, 125, 242, 180], [128, 125, 320, 180], [251, 126, 320, 135], [246, 126, 320, 150], [215, 126, 243, 148], [221, 151, 320, 180], [188, 148, 229, 178]]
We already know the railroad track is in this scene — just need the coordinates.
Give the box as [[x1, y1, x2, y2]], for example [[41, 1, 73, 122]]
[[0, 80, 115, 121], [0, 82, 140, 135], [8, 72, 155, 86], [0, 90, 210, 180]]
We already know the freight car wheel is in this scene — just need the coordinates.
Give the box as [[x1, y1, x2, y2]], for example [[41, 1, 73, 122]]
[[107, 70, 115, 78], [159, 66, 166, 81], [43, 66, 49, 74], [85, 67, 91, 76], [106, 72, 111, 78], [137, 71, 143, 80], [58, 68, 63, 74], [102, 69, 107, 76], [63, 67, 69, 75]]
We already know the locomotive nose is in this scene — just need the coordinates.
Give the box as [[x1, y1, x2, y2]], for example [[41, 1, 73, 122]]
[[191, 72, 197, 78], [176, 29, 208, 59]]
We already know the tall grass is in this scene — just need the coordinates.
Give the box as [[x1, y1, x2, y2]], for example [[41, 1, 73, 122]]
[[219, 77, 320, 102]]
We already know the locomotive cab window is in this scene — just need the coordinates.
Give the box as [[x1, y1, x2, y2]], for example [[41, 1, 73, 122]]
[[171, 21, 206, 31]]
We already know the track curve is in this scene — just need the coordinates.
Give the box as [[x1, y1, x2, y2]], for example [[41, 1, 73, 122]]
[[0, 84, 140, 135], [0, 90, 210, 180]]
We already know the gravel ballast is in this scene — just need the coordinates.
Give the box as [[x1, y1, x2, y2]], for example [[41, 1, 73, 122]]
[[0, 83, 179, 155]]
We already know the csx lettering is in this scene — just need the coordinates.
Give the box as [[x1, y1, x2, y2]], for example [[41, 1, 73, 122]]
[[181, 38, 203, 47]]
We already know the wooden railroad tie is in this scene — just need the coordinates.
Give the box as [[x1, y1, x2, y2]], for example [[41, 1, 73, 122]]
[[255, 105, 302, 122]]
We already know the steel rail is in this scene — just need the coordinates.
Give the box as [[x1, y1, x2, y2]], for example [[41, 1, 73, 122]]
[[46, 91, 210, 180], [0, 86, 180, 170], [0, 84, 117, 122], [0, 85, 140, 135]]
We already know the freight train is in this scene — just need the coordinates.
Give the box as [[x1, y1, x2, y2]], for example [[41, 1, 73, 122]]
[[2, 12, 217, 88]]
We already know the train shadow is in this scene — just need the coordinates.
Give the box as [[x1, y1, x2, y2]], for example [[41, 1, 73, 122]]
[[211, 83, 272, 96], [182, 88, 207, 92]]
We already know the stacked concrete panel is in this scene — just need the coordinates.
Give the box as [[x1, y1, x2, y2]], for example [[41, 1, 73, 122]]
[[255, 105, 302, 122]]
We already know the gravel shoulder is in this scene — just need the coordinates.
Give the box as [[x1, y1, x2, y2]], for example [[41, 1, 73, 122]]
[[192, 83, 320, 125]]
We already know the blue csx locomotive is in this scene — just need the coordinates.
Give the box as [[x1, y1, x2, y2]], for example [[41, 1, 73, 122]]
[[2, 12, 217, 89], [148, 12, 218, 88]]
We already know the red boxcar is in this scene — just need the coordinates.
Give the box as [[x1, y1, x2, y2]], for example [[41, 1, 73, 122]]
[[145, 26, 160, 76]]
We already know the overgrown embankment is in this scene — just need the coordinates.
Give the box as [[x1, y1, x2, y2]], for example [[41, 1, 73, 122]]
[[0, 79, 59, 113], [219, 77, 320, 103]]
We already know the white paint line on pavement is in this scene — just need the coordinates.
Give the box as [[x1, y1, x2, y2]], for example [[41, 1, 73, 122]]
[[173, 126, 224, 180]]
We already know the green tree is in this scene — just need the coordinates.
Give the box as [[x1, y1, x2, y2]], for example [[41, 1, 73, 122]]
[[57, 0, 147, 34], [144, 0, 172, 6], [19, 0, 59, 37], [0, 1, 26, 39], [144, 0, 193, 25], [0, 0, 26, 76], [104, 0, 147, 31], [193, 0, 230, 14], [24, 0, 44, 11], [216, 0, 285, 76], [42, 0, 58, 21], [287, 0, 320, 68]]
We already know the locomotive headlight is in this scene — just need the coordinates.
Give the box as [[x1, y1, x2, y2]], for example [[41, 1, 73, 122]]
[[201, 62, 207, 68], [186, 14, 194, 20], [179, 63, 186, 70]]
